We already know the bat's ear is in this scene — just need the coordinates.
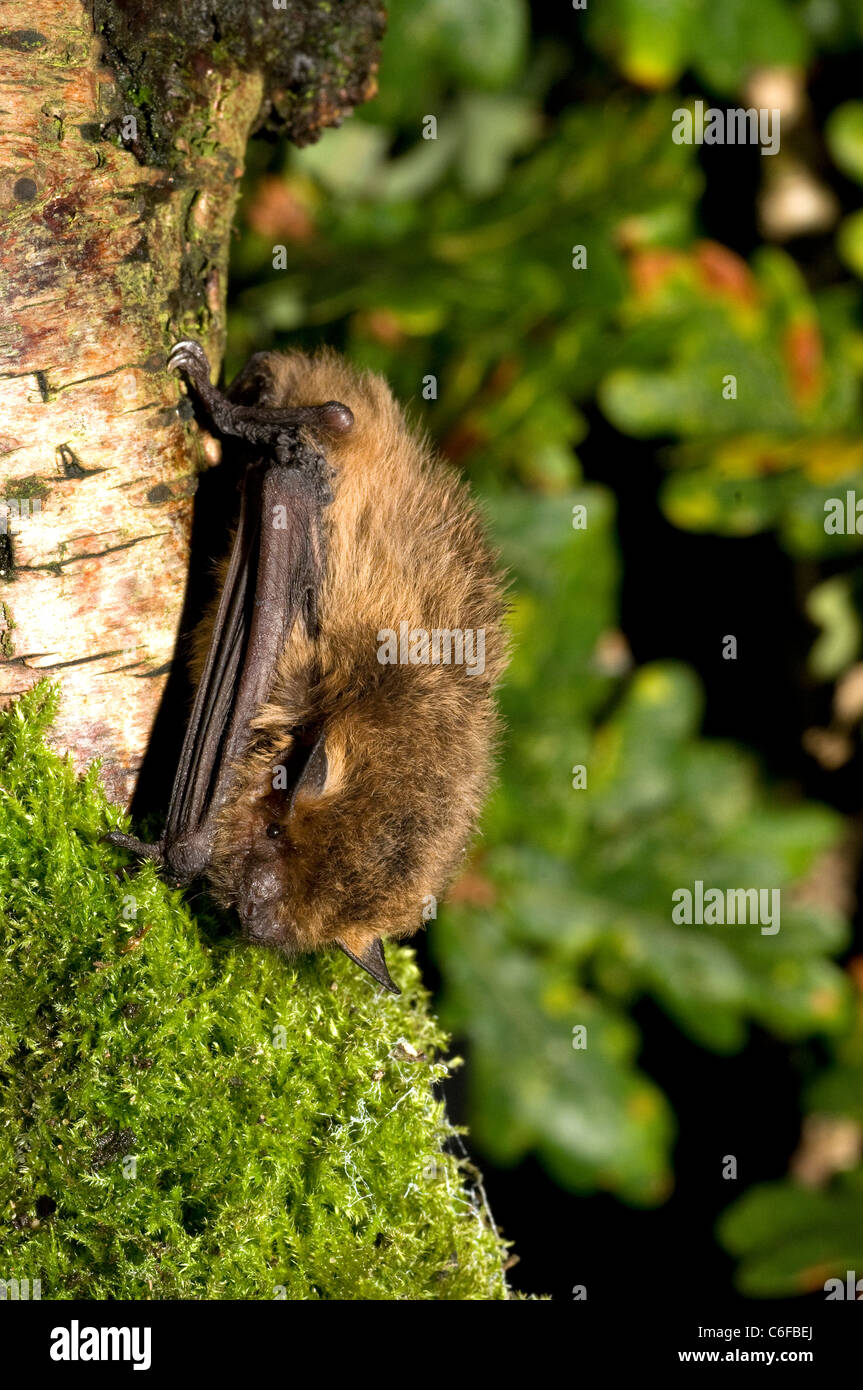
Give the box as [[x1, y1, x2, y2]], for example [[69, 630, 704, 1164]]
[[288, 730, 330, 815], [335, 933, 400, 995]]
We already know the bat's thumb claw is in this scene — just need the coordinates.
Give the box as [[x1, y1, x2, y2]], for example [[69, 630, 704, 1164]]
[[317, 401, 354, 436]]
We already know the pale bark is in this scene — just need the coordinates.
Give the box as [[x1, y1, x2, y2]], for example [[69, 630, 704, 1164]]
[[0, 0, 381, 804]]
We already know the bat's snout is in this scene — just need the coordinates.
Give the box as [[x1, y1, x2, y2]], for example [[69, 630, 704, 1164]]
[[238, 864, 284, 943]]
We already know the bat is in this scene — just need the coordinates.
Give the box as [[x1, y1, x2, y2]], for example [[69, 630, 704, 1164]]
[[106, 340, 509, 994]]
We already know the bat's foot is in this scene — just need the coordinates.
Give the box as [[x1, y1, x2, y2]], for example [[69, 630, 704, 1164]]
[[169, 339, 223, 415], [102, 831, 164, 865]]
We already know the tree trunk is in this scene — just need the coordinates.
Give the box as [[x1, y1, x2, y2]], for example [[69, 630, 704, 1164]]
[[0, 0, 382, 803]]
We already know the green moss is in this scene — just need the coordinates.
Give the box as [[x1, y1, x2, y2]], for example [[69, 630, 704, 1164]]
[[0, 603, 15, 659], [2, 475, 50, 502], [126, 85, 154, 109], [0, 684, 509, 1300]]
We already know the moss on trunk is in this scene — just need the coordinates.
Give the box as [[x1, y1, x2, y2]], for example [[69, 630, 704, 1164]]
[[0, 685, 509, 1299]]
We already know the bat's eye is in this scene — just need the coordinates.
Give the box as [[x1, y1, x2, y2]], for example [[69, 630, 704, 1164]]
[[266, 822, 282, 840]]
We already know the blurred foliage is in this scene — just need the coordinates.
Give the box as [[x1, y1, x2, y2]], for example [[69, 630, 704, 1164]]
[[227, 0, 863, 562], [719, 1172, 863, 1297], [436, 490, 849, 1202], [586, 0, 809, 94], [226, 0, 863, 1266], [228, 91, 702, 497], [600, 243, 863, 556], [717, 966, 863, 1296]]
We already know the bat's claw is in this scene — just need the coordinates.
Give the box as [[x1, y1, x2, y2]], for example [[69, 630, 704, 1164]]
[[169, 339, 207, 366], [169, 340, 212, 389]]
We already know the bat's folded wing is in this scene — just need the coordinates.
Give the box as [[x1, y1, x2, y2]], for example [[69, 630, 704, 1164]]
[[105, 341, 344, 887]]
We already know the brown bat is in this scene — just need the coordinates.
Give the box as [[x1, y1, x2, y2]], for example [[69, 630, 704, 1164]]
[[106, 341, 508, 993]]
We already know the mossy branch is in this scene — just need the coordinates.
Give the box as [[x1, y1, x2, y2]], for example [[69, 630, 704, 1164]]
[[0, 684, 509, 1299]]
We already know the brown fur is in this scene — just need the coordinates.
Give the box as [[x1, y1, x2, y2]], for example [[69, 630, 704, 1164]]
[[197, 350, 509, 964]]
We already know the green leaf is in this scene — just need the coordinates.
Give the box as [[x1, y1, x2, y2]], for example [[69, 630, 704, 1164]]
[[837, 210, 863, 279], [690, 0, 808, 95], [806, 577, 862, 679], [587, 0, 808, 95], [826, 101, 863, 186], [587, 0, 700, 89], [434, 909, 674, 1203], [432, 0, 528, 89], [370, 0, 529, 124], [719, 1176, 863, 1296]]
